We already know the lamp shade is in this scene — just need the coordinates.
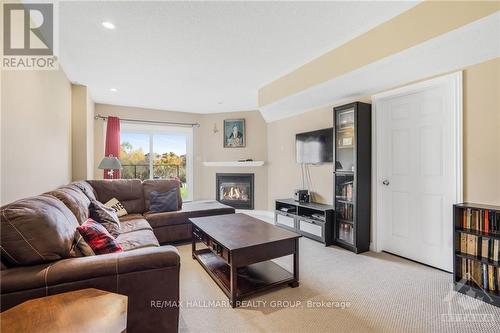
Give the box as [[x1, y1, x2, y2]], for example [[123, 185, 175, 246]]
[[98, 155, 122, 170]]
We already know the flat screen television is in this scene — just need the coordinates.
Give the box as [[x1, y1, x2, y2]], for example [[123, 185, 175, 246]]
[[296, 128, 333, 164]]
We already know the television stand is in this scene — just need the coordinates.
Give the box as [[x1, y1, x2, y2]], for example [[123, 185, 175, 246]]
[[275, 199, 334, 246]]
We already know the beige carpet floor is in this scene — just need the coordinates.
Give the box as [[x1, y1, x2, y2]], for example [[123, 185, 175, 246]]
[[178, 215, 500, 333]]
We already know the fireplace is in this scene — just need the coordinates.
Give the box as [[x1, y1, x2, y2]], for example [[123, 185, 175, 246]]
[[216, 173, 254, 210]]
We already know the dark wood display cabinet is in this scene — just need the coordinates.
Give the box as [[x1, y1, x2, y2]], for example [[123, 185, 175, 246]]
[[333, 102, 371, 254]]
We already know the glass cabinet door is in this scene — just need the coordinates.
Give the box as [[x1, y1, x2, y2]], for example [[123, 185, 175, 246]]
[[335, 108, 355, 172], [337, 222, 354, 244], [335, 173, 355, 245], [335, 174, 355, 224]]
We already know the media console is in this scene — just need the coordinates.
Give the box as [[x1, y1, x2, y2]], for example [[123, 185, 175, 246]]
[[275, 199, 334, 246]]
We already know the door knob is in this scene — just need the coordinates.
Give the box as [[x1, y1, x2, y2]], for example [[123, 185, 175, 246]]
[[382, 180, 390, 186]]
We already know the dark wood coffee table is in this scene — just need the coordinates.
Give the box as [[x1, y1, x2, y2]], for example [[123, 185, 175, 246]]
[[190, 213, 301, 308]]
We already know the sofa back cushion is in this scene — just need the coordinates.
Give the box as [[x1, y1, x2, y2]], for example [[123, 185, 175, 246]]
[[0, 195, 79, 266], [72, 181, 97, 201], [87, 179, 145, 214], [143, 179, 182, 211], [45, 185, 91, 224]]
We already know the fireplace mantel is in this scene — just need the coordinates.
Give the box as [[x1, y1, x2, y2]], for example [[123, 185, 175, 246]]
[[203, 161, 265, 167]]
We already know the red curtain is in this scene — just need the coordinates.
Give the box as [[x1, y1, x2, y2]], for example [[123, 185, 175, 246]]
[[104, 116, 121, 179]]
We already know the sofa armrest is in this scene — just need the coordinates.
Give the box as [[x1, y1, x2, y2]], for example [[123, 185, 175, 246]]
[[1, 246, 179, 294], [47, 245, 179, 286], [1, 246, 180, 333]]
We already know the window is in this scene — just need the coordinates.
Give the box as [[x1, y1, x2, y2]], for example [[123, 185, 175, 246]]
[[119, 123, 193, 201]]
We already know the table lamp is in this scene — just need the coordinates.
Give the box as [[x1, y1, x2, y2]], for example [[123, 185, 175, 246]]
[[98, 155, 122, 179]]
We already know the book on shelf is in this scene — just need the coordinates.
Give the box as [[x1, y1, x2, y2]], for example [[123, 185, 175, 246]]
[[459, 258, 499, 292], [482, 238, 490, 259], [455, 204, 500, 307], [339, 223, 353, 244], [339, 181, 353, 202], [337, 204, 353, 221], [462, 208, 500, 233], [459, 233, 499, 262], [489, 266, 496, 292]]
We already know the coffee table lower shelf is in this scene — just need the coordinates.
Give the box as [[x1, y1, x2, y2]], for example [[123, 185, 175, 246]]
[[193, 248, 295, 304]]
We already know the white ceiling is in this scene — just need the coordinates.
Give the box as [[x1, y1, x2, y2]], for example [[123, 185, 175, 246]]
[[59, 1, 419, 113]]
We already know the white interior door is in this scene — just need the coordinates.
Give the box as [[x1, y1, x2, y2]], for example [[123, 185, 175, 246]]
[[374, 72, 462, 272]]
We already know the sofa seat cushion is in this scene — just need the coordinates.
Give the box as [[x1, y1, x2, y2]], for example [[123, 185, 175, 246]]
[[116, 229, 159, 251], [119, 216, 152, 234], [45, 185, 91, 225], [119, 213, 144, 222], [144, 200, 235, 228], [0, 196, 80, 266]]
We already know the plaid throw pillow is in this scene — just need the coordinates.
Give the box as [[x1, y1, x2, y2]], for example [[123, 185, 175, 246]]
[[77, 219, 123, 255], [89, 200, 121, 237], [150, 188, 179, 212]]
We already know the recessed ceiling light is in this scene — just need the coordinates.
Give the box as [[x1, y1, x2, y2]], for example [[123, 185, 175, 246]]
[[102, 21, 115, 30], [110, 88, 117, 92], [218, 101, 223, 105]]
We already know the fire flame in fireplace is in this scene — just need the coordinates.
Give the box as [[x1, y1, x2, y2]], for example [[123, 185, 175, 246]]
[[222, 186, 249, 201]]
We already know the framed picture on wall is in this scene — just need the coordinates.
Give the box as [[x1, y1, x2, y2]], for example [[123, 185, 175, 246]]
[[223, 119, 246, 148]]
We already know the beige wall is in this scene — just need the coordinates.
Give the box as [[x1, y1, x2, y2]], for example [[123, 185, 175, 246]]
[[3, 60, 496, 209], [198, 111, 268, 210], [2, 2, 496, 213], [71, 84, 94, 180], [267, 58, 500, 210], [266, 97, 370, 210], [87, 93, 95, 179], [267, 107, 333, 209], [463, 58, 500, 205], [95, 59, 500, 211], [1, 68, 72, 204], [259, 1, 500, 106], [93, 105, 268, 209]]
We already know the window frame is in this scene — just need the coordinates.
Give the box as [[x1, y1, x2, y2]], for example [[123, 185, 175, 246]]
[[120, 122, 194, 201]]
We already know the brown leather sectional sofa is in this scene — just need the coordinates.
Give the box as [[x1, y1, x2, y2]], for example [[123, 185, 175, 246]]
[[0, 179, 235, 333]]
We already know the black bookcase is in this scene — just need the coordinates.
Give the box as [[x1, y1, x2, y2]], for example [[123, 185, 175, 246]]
[[453, 203, 500, 308], [333, 102, 371, 254]]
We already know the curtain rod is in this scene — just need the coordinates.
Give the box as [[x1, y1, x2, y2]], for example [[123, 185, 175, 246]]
[[94, 114, 200, 128]]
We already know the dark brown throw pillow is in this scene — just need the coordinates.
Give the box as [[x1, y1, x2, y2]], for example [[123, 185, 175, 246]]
[[89, 200, 121, 237]]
